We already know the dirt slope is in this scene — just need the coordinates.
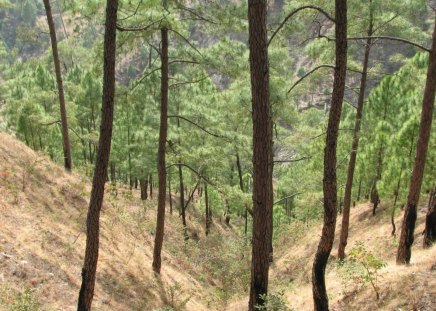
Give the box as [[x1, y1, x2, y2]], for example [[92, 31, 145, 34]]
[[1, 132, 434, 311], [0, 132, 217, 310], [228, 202, 436, 311]]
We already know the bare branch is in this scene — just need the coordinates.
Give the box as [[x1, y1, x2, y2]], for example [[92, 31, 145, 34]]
[[348, 36, 430, 52], [273, 193, 302, 205], [118, 0, 143, 21], [168, 59, 200, 66], [169, 28, 203, 57], [288, 65, 363, 94], [273, 156, 312, 164], [169, 76, 208, 88], [268, 5, 335, 47], [168, 115, 230, 141], [288, 65, 334, 93], [311, 128, 354, 139], [130, 66, 161, 91], [116, 17, 164, 32], [176, 5, 217, 24]]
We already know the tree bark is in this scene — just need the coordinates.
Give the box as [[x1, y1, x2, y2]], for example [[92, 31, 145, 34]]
[[338, 8, 373, 259], [152, 26, 169, 274], [312, 1, 347, 310], [77, 0, 118, 309], [149, 174, 153, 198], [178, 163, 187, 238], [356, 178, 362, 201], [423, 187, 436, 247], [140, 178, 148, 200], [43, 0, 72, 171], [205, 182, 211, 235], [247, 0, 273, 309], [397, 17, 436, 264], [391, 170, 403, 236], [168, 173, 173, 214]]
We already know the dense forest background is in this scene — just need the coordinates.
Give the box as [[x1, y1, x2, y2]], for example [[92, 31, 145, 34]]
[[0, 0, 435, 310]]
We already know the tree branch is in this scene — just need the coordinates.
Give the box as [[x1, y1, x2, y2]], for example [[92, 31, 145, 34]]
[[168, 115, 230, 141], [268, 5, 335, 46], [273, 156, 312, 164], [288, 65, 363, 93], [348, 36, 430, 52], [288, 65, 334, 93], [169, 76, 208, 88], [273, 193, 302, 205], [169, 28, 203, 57], [116, 17, 164, 32]]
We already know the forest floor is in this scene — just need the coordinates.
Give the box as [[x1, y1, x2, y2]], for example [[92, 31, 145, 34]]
[[0, 131, 435, 311]]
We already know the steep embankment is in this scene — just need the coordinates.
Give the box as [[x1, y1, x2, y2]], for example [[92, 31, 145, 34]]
[[0, 132, 235, 311], [228, 201, 436, 310]]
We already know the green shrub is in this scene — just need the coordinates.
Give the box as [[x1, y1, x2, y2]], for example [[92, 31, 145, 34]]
[[255, 291, 292, 311], [9, 288, 40, 311]]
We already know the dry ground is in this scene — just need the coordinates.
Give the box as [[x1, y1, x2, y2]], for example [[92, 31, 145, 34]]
[[0, 132, 434, 311]]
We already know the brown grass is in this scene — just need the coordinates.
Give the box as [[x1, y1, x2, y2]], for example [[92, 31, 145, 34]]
[[0, 132, 242, 310], [1, 132, 434, 311]]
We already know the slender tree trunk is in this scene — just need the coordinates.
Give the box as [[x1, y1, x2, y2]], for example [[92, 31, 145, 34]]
[[397, 18, 436, 264], [168, 173, 173, 214], [391, 170, 402, 236], [205, 182, 211, 235], [178, 163, 187, 238], [110, 161, 116, 184], [43, 0, 72, 171], [338, 8, 373, 259], [423, 187, 436, 247], [54, 0, 68, 39], [236, 153, 249, 236], [357, 178, 362, 201], [77, 0, 118, 309], [152, 26, 169, 274], [247, 1, 273, 309], [312, 1, 347, 310], [149, 174, 153, 198], [140, 178, 148, 200]]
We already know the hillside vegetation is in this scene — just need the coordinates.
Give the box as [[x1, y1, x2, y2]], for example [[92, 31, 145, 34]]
[[0, 132, 434, 310]]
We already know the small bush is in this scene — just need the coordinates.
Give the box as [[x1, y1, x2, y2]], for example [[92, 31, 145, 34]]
[[9, 288, 40, 311], [337, 242, 386, 300], [255, 291, 292, 311]]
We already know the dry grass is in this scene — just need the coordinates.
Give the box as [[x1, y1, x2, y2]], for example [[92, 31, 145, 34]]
[[1, 132, 434, 311], [0, 132, 244, 310]]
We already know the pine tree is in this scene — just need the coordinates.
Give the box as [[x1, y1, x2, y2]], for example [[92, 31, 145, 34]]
[[397, 16, 436, 265], [312, 0, 347, 310], [247, 0, 273, 310], [77, 0, 118, 309], [42, 0, 72, 171]]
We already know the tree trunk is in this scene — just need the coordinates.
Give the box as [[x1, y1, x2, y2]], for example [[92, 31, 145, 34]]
[[149, 174, 153, 199], [391, 170, 403, 236], [357, 178, 362, 201], [247, 1, 273, 309], [168, 173, 173, 214], [423, 187, 436, 247], [77, 0, 118, 309], [397, 17, 436, 264], [140, 178, 148, 200], [178, 163, 187, 238], [109, 161, 116, 184], [43, 0, 72, 171], [338, 8, 372, 259], [312, 1, 347, 310], [152, 26, 169, 274], [205, 182, 211, 235]]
